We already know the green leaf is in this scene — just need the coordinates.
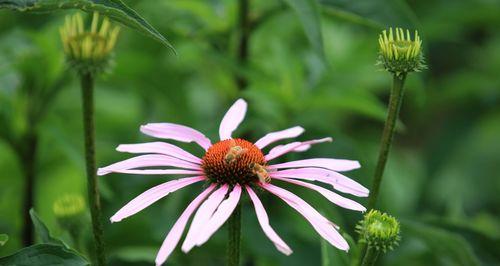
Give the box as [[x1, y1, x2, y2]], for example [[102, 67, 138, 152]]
[[403, 221, 481, 266], [282, 0, 324, 59], [0, 234, 8, 246], [0, 244, 89, 266], [0, 0, 175, 52], [320, 0, 418, 29], [29, 209, 65, 246]]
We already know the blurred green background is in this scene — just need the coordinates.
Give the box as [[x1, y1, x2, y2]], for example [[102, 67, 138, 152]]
[[1, 0, 499, 265]]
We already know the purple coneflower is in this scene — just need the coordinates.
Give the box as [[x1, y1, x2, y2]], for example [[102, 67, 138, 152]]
[[99, 99, 368, 265]]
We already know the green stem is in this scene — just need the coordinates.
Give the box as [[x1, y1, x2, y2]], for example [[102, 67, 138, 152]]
[[227, 204, 241, 266], [236, 0, 250, 91], [367, 74, 407, 210], [80, 72, 106, 266], [361, 247, 380, 266]]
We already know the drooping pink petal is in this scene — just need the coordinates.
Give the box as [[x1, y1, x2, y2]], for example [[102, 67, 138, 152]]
[[155, 184, 216, 266], [117, 142, 202, 164], [271, 176, 366, 211], [254, 126, 305, 149], [181, 185, 229, 253], [246, 186, 293, 255], [102, 169, 203, 175], [110, 176, 206, 223], [261, 183, 349, 251], [269, 158, 361, 172], [97, 154, 201, 176], [194, 185, 242, 246], [265, 138, 332, 161], [140, 123, 212, 151], [270, 167, 369, 197], [219, 99, 247, 140]]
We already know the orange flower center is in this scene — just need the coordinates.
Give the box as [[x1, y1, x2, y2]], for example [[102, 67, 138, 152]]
[[201, 139, 267, 185]]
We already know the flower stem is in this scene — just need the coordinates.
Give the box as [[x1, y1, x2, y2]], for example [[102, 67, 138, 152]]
[[236, 0, 250, 91], [367, 74, 407, 210], [361, 247, 380, 266], [227, 203, 241, 266], [80, 72, 106, 266], [21, 131, 37, 246]]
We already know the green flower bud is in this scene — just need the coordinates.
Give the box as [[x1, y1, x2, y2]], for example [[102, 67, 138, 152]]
[[60, 12, 120, 75], [53, 194, 87, 245], [378, 27, 425, 77], [356, 210, 401, 253]]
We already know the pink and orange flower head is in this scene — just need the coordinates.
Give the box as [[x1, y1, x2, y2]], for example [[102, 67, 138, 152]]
[[98, 99, 369, 265]]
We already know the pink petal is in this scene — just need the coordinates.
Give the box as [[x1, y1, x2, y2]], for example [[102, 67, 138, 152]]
[[246, 186, 293, 255], [270, 158, 361, 172], [155, 184, 216, 266], [219, 99, 247, 140], [254, 126, 305, 149], [270, 168, 369, 197], [261, 183, 349, 251], [265, 138, 332, 161], [181, 184, 229, 253], [110, 176, 205, 222], [117, 142, 202, 164], [97, 154, 201, 176], [140, 123, 212, 151], [102, 169, 203, 175], [271, 176, 366, 211], [194, 185, 242, 246]]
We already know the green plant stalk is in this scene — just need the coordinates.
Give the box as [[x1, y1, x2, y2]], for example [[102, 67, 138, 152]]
[[80, 72, 106, 266], [367, 74, 407, 210], [236, 0, 250, 91], [361, 247, 380, 266], [227, 204, 241, 266]]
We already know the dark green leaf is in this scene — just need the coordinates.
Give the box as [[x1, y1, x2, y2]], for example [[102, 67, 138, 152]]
[[0, 234, 8, 246], [29, 208, 65, 246], [283, 0, 324, 58], [403, 221, 481, 266], [320, 0, 418, 29], [0, 244, 89, 266], [0, 0, 175, 52]]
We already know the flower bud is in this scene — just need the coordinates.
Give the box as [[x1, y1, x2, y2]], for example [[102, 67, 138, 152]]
[[356, 210, 401, 253], [53, 194, 87, 240], [60, 12, 120, 74], [378, 27, 425, 77]]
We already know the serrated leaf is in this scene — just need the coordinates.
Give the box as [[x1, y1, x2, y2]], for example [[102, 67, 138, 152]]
[[0, 244, 89, 266], [283, 0, 325, 59], [0, 234, 8, 246], [0, 0, 175, 52], [29, 209, 65, 247]]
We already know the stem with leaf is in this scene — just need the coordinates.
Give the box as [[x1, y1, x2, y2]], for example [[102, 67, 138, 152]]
[[79, 72, 106, 266]]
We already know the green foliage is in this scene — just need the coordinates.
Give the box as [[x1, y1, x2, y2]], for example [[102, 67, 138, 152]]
[[0, 0, 174, 52], [0, 0, 499, 265], [0, 234, 8, 246], [283, 0, 324, 58], [29, 209, 66, 247], [0, 244, 89, 266], [402, 221, 481, 266], [0, 209, 88, 265]]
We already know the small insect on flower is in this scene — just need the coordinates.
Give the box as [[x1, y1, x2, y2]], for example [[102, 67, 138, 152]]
[[224, 139, 248, 164], [99, 99, 369, 266], [249, 162, 271, 183]]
